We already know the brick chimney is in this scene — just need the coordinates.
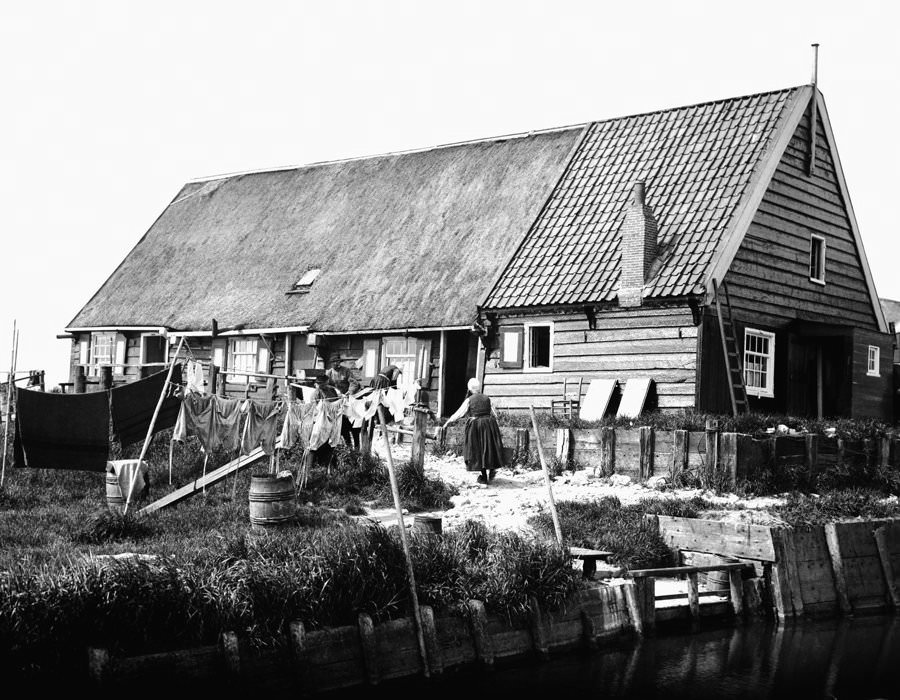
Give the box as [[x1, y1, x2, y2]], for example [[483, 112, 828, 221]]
[[618, 181, 658, 307]]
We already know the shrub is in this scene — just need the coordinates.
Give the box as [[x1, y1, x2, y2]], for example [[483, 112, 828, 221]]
[[773, 489, 900, 527], [529, 497, 682, 570]]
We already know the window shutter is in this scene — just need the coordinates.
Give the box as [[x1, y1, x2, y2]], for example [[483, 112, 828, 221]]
[[362, 339, 380, 382], [114, 334, 127, 374], [257, 344, 270, 374], [415, 338, 433, 388], [499, 326, 524, 369], [79, 338, 90, 366]]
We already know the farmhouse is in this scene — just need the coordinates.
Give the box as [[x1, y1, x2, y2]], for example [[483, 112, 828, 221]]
[[64, 84, 893, 421]]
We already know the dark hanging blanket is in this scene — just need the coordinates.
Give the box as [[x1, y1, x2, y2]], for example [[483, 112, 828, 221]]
[[14, 387, 110, 471], [109, 364, 183, 447]]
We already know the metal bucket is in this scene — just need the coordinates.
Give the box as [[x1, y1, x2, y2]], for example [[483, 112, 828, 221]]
[[249, 474, 297, 530]]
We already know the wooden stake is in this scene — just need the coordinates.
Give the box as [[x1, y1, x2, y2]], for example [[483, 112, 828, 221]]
[[1, 322, 18, 488], [530, 404, 563, 546], [376, 403, 430, 677], [123, 337, 185, 513]]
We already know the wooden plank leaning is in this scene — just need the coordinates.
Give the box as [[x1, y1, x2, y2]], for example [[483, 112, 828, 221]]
[[123, 336, 185, 514]]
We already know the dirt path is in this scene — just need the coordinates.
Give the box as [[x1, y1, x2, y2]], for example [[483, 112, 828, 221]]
[[370, 439, 788, 537]]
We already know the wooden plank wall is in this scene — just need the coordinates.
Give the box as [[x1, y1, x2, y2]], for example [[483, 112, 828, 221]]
[[484, 308, 698, 413], [723, 109, 881, 331], [852, 328, 894, 419]]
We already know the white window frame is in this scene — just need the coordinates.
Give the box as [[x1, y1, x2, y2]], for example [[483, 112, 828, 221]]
[[809, 234, 826, 285], [88, 332, 116, 377], [382, 337, 416, 390], [523, 322, 553, 372], [867, 345, 880, 377], [227, 337, 268, 383], [743, 328, 775, 399]]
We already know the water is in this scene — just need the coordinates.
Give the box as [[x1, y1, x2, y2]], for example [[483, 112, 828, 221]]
[[338, 615, 900, 700]]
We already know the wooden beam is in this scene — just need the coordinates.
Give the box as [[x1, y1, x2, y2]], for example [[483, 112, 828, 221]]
[[437, 330, 446, 417]]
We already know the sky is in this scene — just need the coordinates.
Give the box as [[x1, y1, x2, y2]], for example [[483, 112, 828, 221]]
[[1, 0, 898, 388]]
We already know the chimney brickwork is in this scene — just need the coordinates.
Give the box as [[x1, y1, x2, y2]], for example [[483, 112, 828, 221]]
[[618, 181, 658, 307]]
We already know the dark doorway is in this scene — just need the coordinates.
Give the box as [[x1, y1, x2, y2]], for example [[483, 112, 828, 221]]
[[442, 331, 477, 417], [787, 334, 849, 419]]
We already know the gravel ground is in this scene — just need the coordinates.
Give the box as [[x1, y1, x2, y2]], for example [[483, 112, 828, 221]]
[[369, 438, 789, 537]]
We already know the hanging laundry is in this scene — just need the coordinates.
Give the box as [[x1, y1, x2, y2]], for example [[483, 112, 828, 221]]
[[241, 399, 284, 455], [13, 387, 109, 471], [172, 393, 242, 453], [308, 398, 345, 451], [185, 360, 205, 394], [279, 401, 317, 450], [383, 386, 411, 421], [109, 364, 183, 447]]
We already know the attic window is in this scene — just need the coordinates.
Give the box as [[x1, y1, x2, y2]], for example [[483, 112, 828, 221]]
[[809, 236, 826, 285], [289, 268, 321, 294]]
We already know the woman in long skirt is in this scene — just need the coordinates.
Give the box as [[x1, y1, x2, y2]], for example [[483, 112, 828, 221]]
[[442, 378, 504, 484]]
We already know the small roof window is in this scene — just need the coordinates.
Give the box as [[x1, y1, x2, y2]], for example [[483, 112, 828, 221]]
[[289, 268, 321, 294]]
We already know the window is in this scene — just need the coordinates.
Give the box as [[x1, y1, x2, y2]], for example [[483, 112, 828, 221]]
[[809, 235, 826, 284], [867, 345, 880, 376], [743, 328, 775, 398], [525, 323, 553, 371], [499, 326, 524, 369], [86, 332, 126, 376], [289, 268, 321, 294], [226, 337, 269, 383], [380, 337, 432, 388]]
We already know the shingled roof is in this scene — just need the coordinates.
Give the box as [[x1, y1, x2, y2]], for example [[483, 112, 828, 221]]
[[67, 127, 582, 333], [483, 86, 808, 309]]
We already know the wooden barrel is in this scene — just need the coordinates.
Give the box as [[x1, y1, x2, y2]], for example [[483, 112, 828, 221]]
[[705, 556, 740, 593], [106, 472, 125, 512], [413, 515, 442, 534], [249, 475, 296, 529]]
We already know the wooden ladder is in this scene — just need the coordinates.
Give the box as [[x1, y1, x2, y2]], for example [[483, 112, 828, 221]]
[[712, 279, 749, 417]]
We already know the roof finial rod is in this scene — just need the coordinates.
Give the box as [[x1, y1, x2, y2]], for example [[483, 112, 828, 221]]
[[811, 43, 820, 87]]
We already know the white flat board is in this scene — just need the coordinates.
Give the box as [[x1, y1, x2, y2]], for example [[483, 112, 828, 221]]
[[617, 377, 653, 418], [579, 379, 617, 421]]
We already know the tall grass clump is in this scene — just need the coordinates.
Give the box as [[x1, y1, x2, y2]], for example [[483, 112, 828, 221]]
[[773, 489, 900, 527], [528, 496, 716, 569], [0, 519, 582, 680], [75, 510, 155, 544]]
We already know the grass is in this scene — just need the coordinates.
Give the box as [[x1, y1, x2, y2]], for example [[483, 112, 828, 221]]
[[773, 489, 900, 527], [528, 495, 716, 570]]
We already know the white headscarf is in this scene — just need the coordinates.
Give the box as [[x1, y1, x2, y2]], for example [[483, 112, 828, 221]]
[[467, 377, 481, 393]]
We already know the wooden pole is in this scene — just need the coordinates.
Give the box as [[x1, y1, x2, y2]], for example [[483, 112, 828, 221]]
[[530, 404, 563, 546], [123, 337, 185, 513], [1, 321, 17, 487], [410, 407, 427, 474], [376, 403, 430, 678]]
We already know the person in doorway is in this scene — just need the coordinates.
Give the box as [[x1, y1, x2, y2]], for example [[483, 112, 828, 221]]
[[326, 356, 353, 386], [441, 377, 504, 484]]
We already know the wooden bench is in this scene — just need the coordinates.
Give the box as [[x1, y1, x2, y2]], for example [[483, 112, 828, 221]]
[[569, 546, 613, 579]]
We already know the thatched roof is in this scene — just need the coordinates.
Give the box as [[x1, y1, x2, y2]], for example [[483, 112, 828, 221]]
[[68, 127, 583, 332]]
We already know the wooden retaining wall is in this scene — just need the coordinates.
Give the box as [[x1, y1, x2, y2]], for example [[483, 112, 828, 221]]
[[653, 516, 900, 621], [90, 586, 638, 694], [441, 425, 900, 487]]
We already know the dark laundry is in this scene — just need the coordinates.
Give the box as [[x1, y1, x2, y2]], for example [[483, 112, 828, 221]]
[[109, 364, 183, 447], [172, 393, 243, 453], [13, 387, 110, 471]]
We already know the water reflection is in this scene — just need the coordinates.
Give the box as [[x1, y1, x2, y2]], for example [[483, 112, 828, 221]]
[[347, 615, 900, 700]]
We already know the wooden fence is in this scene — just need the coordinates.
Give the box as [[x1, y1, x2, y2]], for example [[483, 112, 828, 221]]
[[441, 424, 900, 487]]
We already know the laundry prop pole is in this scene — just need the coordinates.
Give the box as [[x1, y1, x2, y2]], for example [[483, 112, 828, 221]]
[[124, 337, 185, 514], [530, 404, 564, 546], [1, 320, 18, 488], [376, 404, 431, 677]]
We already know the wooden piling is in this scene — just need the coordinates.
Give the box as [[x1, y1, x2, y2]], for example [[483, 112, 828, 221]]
[[639, 426, 653, 480], [420, 606, 443, 675], [874, 524, 900, 608], [556, 428, 572, 468], [729, 567, 745, 617], [515, 428, 529, 464], [686, 572, 700, 620], [721, 432, 738, 488], [74, 365, 86, 393], [410, 407, 428, 474], [673, 429, 688, 478], [600, 426, 616, 476], [357, 613, 379, 685], [528, 596, 549, 661], [209, 364, 219, 395], [99, 365, 113, 391], [466, 599, 494, 668], [220, 631, 241, 677], [824, 523, 852, 615]]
